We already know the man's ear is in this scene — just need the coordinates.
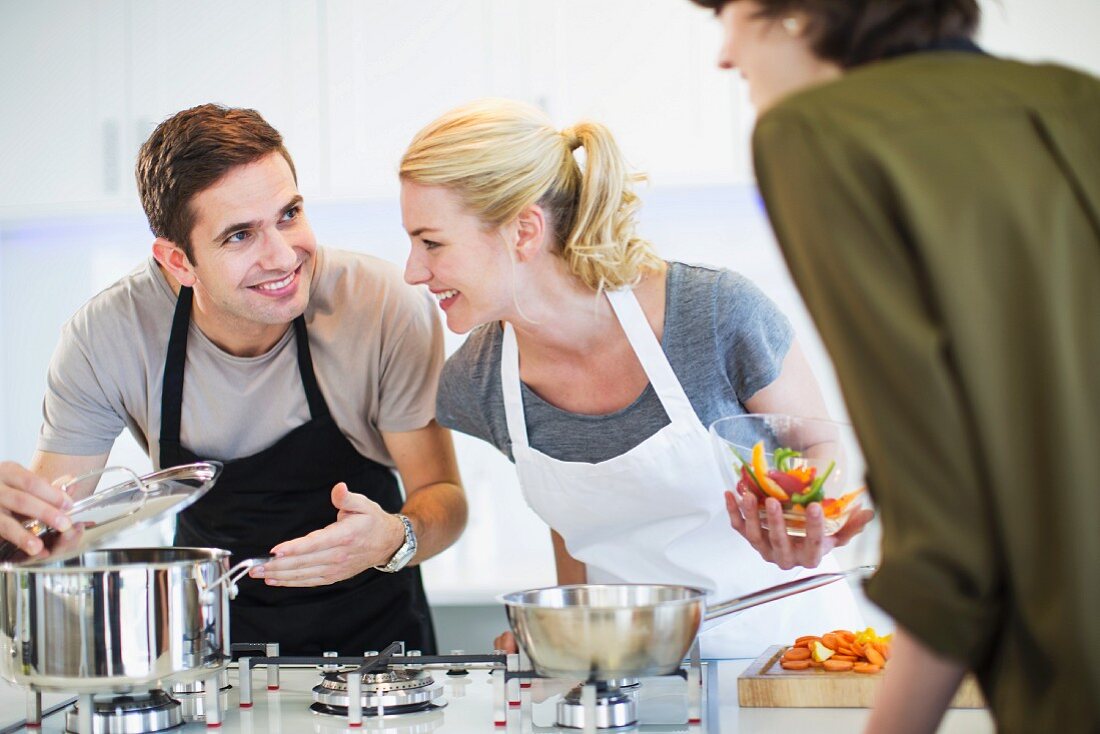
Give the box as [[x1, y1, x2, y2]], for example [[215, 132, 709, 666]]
[[151, 237, 197, 287], [512, 204, 548, 263]]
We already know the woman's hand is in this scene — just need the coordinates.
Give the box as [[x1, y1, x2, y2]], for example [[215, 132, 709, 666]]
[[724, 489, 873, 570], [249, 483, 406, 587], [493, 630, 519, 654]]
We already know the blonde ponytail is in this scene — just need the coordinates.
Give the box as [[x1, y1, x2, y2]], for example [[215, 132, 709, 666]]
[[400, 99, 662, 292], [557, 122, 659, 292]]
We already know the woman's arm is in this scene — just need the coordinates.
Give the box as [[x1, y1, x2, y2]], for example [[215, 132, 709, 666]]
[[726, 340, 874, 569], [551, 528, 587, 584]]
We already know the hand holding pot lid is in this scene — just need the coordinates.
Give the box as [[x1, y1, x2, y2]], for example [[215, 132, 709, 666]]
[[0, 461, 75, 556], [0, 462, 222, 566]]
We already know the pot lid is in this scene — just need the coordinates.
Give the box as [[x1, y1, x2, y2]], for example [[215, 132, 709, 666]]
[[0, 461, 222, 566]]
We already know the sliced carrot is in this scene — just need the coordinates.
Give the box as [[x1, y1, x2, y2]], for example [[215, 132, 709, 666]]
[[782, 647, 811, 661], [821, 633, 840, 650], [832, 630, 856, 643], [865, 647, 886, 668], [823, 659, 854, 672], [830, 654, 857, 662], [853, 662, 881, 674], [781, 659, 811, 671]]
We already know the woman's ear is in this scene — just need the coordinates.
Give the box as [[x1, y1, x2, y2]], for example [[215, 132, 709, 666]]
[[151, 237, 198, 287], [512, 204, 548, 263]]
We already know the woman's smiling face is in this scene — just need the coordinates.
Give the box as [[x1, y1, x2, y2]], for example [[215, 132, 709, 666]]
[[401, 181, 516, 334], [715, 1, 841, 112]]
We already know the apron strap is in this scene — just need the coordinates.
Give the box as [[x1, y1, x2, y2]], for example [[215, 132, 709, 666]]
[[159, 288, 329, 467], [500, 323, 531, 450], [501, 287, 700, 454], [159, 285, 193, 467], [605, 288, 698, 426], [293, 315, 331, 421]]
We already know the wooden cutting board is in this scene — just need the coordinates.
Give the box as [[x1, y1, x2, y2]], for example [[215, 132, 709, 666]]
[[738, 645, 985, 708]]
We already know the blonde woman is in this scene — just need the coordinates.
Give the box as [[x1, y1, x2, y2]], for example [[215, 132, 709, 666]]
[[399, 99, 870, 656]]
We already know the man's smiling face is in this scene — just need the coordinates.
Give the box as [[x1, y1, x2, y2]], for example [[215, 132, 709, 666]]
[[182, 151, 317, 351]]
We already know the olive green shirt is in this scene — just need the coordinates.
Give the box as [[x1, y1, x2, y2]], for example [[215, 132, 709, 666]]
[[753, 52, 1100, 732]]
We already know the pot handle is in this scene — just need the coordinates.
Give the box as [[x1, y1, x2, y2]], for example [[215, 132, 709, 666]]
[[198, 556, 272, 606], [702, 565, 876, 629]]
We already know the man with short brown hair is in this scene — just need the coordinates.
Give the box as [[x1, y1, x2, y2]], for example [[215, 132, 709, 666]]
[[0, 103, 466, 654]]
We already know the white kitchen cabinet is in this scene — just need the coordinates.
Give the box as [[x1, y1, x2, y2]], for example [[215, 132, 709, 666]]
[[321, 1, 505, 199], [0, 0, 128, 209], [125, 0, 324, 200], [318, 0, 751, 199], [525, 0, 751, 186]]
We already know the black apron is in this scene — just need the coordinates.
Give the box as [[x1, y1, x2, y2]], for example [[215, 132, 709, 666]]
[[160, 287, 436, 655]]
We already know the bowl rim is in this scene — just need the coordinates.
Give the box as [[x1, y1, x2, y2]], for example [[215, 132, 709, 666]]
[[498, 583, 708, 608]]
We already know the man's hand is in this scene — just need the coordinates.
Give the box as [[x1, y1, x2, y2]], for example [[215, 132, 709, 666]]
[[725, 488, 874, 570], [249, 483, 405, 587], [0, 461, 73, 555]]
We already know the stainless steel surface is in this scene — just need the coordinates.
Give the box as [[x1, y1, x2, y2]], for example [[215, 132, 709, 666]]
[[170, 671, 230, 722], [64, 690, 182, 734], [0, 547, 232, 692], [198, 556, 269, 605], [0, 462, 221, 566], [502, 567, 877, 680], [311, 669, 443, 709], [502, 585, 705, 680], [556, 685, 637, 730]]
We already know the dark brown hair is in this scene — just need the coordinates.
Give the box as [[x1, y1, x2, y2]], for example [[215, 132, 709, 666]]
[[136, 104, 296, 259], [689, 0, 980, 68]]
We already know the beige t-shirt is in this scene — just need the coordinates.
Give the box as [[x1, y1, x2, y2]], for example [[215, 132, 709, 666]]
[[38, 247, 444, 469]]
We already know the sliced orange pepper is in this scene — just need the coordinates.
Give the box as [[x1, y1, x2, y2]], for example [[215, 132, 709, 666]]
[[751, 441, 789, 501], [787, 466, 816, 484]]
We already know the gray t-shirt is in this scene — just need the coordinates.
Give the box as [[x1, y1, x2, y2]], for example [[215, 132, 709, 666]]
[[39, 247, 444, 468], [437, 262, 793, 463]]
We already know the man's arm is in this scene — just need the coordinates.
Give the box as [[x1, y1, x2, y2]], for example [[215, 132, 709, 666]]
[[379, 419, 467, 564], [255, 421, 466, 587], [1, 451, 107, 553], [864, 627, 967, 734]]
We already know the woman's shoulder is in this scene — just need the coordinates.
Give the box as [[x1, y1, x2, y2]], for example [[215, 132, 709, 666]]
[[437, 322, 509, 449], [440, 323, 504, 400], [667, 261, 773, 317]]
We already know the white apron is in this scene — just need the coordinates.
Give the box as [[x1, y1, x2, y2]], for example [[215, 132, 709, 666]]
[[501, 288, 862, 658]]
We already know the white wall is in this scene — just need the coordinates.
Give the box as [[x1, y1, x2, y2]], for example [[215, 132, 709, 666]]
[[1, 0, 1098, 608]]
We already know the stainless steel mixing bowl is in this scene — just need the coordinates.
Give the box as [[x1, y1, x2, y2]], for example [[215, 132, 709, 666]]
[[502, 568, 873, 680]]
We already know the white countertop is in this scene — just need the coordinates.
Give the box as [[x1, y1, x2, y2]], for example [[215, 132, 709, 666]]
[[0, 658, 994, 734]]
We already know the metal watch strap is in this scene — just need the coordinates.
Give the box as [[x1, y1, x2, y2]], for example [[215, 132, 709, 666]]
[[374, 514, 416, 573]]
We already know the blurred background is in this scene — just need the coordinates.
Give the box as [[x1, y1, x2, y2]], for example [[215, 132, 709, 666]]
[[2, 0, 1098, 651]]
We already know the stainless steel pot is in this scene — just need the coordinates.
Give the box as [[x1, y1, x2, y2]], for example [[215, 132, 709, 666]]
[[501, 567, 873, 680], [0, 547, 261, 692]]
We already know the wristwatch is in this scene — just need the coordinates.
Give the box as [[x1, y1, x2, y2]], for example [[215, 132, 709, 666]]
[[374, 514, 417, 573]]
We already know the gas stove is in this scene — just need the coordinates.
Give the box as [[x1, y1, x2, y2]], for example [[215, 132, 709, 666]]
[[0, 642, 721, 734]]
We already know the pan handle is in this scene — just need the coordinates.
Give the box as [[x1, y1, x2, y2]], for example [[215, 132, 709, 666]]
[[703, 565, 876, 624]]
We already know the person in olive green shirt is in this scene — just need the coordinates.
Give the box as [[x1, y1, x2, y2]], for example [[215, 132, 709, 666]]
[[688, 1, 1100, 732]]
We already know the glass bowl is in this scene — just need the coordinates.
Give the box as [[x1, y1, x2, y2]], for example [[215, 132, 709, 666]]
[[708, 414, 869, 537]]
